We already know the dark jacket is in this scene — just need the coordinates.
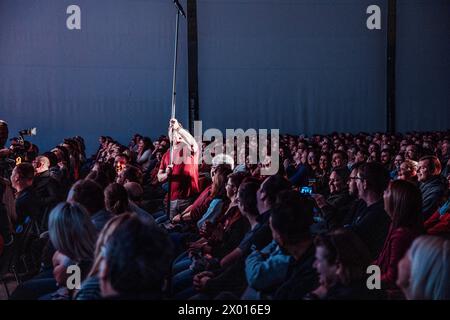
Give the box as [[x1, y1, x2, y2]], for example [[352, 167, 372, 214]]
[[274, 244, 318, 300], [350, 200, 391, 260], [201, 211, 274, 297], [239, 209, 273, 257], [210, 205, 250, 259], [321, 189, 355, 230], [15, 186, 41, 228], [33, 171, 63, 206], [33, 170, 64, 228], [419, 176, 447, 219]]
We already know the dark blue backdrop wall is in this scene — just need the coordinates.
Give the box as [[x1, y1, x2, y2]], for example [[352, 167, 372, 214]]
[[0, 0, 189, 154], [0, 0, 449, 154]]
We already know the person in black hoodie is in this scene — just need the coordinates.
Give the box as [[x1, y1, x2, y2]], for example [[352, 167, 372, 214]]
[[32, 155, 64, 230], [418, 155, 447, 219]]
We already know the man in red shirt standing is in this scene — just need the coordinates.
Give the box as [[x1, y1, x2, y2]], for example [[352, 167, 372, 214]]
[[158, 118, 199, 220]]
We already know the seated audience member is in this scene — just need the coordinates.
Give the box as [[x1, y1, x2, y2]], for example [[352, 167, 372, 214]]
[[113, 154, 129, 174], [348, 162, 391, 259], [99, 216, 174, 300], [67, 179, 113, 231], [123, 182, 155, 224], [194, 168, 236, 228], [136, 137, 154, 173], [189, 176, 290, 299], [391, 153, 404, 179], [287, 150, 311, 187], [417, 156, 447, 219], [405, 144, 420, 162], [331, 150, 348, 170], [75, 213, 135, 300], [270, 200, 318, 300], [42, 151, 65, 188], [381, 148, 393, 172], [243, 174, 292, 258], [354, 148, 368, 166], [347, 146, 358, 169], [424, 173, 450, 238], [397, 160, 418, 185], [51, 145, 72, 187], [312, 167, 353, 232], [104, 183, 130, 216], [397, 235, 450, 300], [305, 229, 378, 300], [368, 150, 381, 163], [10, 202, 97, 300], [316, 153, 331, 195], [44, 202, 97, 299], [116, 165, 143, 185], [243, 190, 311, 299], [86, 162, 117, 189], [171, 170, 247, 298], [33, 156, 65, 224], [32, 155, 64, 217], [10, 163, 40, 227], [171, 165, 233, 227], [374, 180, 424, 295]]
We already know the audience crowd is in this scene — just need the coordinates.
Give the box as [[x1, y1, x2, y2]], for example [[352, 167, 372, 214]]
[[0, 118, 449, 300]]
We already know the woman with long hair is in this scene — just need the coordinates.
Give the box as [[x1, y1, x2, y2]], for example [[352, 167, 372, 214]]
[[374, 180, 424, 295], [136, 137, 154, 173], [75, 213, 135, 300]]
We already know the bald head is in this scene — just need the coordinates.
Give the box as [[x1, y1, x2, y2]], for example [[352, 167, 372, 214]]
[[124, 182, 144, 203], [33, 155, 50, 174]]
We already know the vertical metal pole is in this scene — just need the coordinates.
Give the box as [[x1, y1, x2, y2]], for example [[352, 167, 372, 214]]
[[169, 10, 180, 166], [167, 10, 180, 219], [386, 0, 397, 133], [187, 0, 199, 134]]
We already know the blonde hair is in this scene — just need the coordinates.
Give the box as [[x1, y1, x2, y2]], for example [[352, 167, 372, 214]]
[[408, 235, 450, 300], [48, 202, 96, 263]]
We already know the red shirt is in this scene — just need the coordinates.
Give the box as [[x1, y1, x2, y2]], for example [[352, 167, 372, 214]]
[[374, 225, 420, 289], [159, 146, 199, 201], [425, 211, 450, 237]]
